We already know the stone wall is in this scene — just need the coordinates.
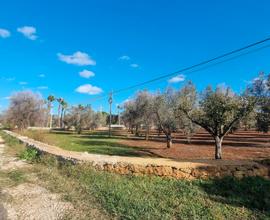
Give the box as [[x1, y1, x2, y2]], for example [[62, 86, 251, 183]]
[[92, 161, 269, 179], [4, 130, 270, 180]]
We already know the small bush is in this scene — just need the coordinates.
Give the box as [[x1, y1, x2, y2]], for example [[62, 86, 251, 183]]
[[21, 130, 46, 142], [20, 147, 40, 162]]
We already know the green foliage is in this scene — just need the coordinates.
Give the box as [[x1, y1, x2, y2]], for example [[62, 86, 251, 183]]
[[36, 158, 270, 220], [249, 72, 270, 133], [20, 147, 40, 162]]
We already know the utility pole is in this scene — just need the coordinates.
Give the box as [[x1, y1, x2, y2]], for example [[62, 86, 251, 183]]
[[108, 91, 113, 137]]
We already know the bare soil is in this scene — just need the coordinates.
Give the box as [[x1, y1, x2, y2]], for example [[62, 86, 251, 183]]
[[119, 130, 270, 160]]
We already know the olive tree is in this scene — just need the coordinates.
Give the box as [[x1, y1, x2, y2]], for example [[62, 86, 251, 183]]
[[122, 100, 141, 135], [6, 91, 47, 130], [177, 82, 255, 159], [249, 72, 270, 133], [152, 89, 177, 148], [134, 90, 154, 140]]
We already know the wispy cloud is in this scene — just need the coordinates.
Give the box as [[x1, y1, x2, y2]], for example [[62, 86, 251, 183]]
[[168, 74, 185, 83], [37, 86, 48, 90], [0, 28, 11, 38], [19, 81, 28, 85], [79, 70, 95, 78], [130, 63, 139, 68], [38, 74, 45, 78], [75, 84, 102, 95], [58, 51, 96, 66], [17, 26, 38, 40], [2, 96, 10, 100], [119, 55, 130, 61], [1, 77, 15, 81]]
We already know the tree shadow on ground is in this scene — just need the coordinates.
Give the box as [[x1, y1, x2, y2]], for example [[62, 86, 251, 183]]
[[72, 138, 159, 157], [199, 176, 270, 215]]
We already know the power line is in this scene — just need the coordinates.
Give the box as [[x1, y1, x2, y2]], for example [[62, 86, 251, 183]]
[[88, 36, 270, 102]]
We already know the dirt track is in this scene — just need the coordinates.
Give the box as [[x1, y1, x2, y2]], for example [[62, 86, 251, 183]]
[[0, 137, 73, 220]]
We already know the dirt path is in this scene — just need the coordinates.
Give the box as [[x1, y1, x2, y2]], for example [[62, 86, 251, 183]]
[[0, 137, 73, 220]]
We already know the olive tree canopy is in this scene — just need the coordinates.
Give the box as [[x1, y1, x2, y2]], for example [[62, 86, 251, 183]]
[[152, 89, 178, 148], [177, 82, 255, 159]]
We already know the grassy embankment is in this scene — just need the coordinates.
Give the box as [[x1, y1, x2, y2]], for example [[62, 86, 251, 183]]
[[20, 130, 144, 156], [1, 131, 270, 220]]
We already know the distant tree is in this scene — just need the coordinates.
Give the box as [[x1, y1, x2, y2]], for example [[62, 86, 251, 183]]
[[60, 100, 68, 128], [152, 89, 178, 148], [122, 100, 141, 135], [134, 91, 154, 140], [248, 72, 270, 133], [6, 91, 46, 130], [47, 95, 55, 128], [177, 114, 199, 144], [240, 110, 257, 131], [177, 82, 256, 159], [57, 98, 64, 128]]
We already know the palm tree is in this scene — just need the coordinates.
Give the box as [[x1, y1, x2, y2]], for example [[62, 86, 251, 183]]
[[60, 101, 68, 128], [57, 98, 64, 128], [47, 95, 55, 128]]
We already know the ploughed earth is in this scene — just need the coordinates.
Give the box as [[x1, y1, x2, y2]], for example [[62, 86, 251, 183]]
[[118, 130, 270, 161]]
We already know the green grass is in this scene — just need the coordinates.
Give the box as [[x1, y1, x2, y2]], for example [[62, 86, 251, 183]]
[[36, 161, 270, 220], [21, 130, 144, 156], [2, 131, 270, 219]]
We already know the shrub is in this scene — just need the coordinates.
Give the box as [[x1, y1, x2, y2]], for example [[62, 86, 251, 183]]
[[20, 147, 40, 162]]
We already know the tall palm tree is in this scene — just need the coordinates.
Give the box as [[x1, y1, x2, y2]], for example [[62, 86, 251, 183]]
[[57, 98, 64, 128], [47, 95, 55, 128], [60, 101, 68, 128]]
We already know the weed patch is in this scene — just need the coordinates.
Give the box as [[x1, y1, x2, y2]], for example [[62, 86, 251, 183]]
[[20, 148, 40, 162]]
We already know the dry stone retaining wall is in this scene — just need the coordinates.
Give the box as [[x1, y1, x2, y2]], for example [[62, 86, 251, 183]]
[[4, 130, 270, 180]]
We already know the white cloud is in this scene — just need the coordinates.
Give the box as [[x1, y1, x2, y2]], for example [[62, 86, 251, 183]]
[[0, 28, 11, 38], [38, 74, 45, 78], [17, 26, 38, 40], [79, 70, 95, 78], [119, 55, 130, 61], [19, 81, 28, 85], [58, 51, 96, 66], [168, 74, 185, 83], [2, 96, 10, 100], [75, 84, 103, 95], [130, 63, 139, 68], [37, 86, 48, 90]]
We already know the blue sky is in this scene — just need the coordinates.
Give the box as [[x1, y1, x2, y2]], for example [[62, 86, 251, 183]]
[[0, 0, 270, 113]]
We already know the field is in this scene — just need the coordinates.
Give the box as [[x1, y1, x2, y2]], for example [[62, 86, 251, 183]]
[[1, 131, 270, 219], [21, 129, 270, 161]]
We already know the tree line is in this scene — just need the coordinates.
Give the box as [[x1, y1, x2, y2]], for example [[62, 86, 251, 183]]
[[121, 72, 270, 159], [0, 72, 269, 159], [1, 93, 108, 134]]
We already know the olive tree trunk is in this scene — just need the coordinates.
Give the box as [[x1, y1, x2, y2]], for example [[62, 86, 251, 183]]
[[166, 134, 172, 148], [214, 136, 223, 159], [145, 125, 150, 140]]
